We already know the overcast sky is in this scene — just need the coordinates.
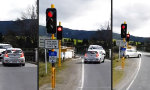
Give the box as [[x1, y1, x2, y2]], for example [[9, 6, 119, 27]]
[[0, 0, 36, 21], [113, 0, 150, 37], [39, 0, 111, 30]]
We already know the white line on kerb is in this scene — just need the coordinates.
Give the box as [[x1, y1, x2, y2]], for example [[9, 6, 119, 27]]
[[80, 58, 85, 90], [126, 58, 142, 90]]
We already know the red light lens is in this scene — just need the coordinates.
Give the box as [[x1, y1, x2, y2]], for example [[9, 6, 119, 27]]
[[48, 11, 53, 17], [20, 53, 24, 57], [122, 25, 125, 29], [127, 34, 130, 37], [5, 54, 8, 57], [57, 27, 62, 31]]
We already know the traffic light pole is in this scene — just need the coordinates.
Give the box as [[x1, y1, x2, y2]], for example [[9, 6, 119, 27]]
[[58, 22, 61, 67], [51, 4, 55, 89], [121, 21, 126, 69]]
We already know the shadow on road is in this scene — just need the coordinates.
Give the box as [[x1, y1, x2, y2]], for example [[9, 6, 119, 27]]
[[0, 62, 22, 67]]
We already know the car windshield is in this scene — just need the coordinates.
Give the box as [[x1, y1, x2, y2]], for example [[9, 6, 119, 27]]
[[7, 50, 22, 54]]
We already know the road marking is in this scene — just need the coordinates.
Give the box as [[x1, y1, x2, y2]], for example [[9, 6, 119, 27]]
[[78, 59, 84, 90], [126, 58, 141, 90]]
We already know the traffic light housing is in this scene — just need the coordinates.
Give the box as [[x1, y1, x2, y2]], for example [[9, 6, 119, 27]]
[[46, 8, 57, 34], [57, 26, 63, 40], [121, 24, 127, 38], [126, 34, 130, 42]]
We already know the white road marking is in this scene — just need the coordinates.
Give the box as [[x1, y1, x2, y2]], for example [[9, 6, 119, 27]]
[[126, 58, 142, 90], [78, 59, 85, 90]]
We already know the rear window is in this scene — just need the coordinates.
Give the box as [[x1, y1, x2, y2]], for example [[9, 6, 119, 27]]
[[87, 51, 97, 54], [0, 45, 12, 49], [89, 46, 103, 50], [6, 50, 22, 54]]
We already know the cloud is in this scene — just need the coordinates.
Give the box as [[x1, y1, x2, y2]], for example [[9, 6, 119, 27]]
[[39, 0, 111, 30], [113, 0, 150, 37]]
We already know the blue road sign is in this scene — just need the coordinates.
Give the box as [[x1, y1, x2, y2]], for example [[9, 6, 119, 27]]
[[49, 51, 57, 56], [120, 47, 126, 51]]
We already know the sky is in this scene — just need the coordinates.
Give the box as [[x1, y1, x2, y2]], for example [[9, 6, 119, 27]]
[[113, 0, 150, 37], [39, 0, 111, 30], [0, 0, 36, 21]]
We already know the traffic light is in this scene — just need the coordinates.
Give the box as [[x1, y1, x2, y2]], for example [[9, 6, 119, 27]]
[[46, 8, 57, 33], [57, 26, 63, 40], [126, 34, 130, 42], [121, 24, 127, 38]]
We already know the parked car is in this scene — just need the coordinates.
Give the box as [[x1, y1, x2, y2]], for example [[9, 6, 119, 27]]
[[125, 49, 142, 58], [0, 44, 13, 60], [2, 48, 25, 66], [84, 45, 106, 63]]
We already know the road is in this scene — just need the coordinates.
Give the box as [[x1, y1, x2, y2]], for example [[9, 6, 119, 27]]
[[128, 52, 150, 90], [81, 58, 111, 90], [0, 62, 37, 90]]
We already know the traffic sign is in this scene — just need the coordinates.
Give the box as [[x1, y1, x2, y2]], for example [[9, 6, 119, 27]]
[[116, 40, 127, 47], [45, 40, 58, 49], [39, 37, 51, 48], [49, 51, 57, 63]]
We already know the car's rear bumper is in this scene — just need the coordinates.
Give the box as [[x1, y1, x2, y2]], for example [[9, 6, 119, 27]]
[[84, 58, 101, 62]]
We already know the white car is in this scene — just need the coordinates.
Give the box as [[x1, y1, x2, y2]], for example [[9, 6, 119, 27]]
[[84, 45, 106, 63], [0, 44, 13, 60], [125, 49, 142, 58], [2, 48, 25, 66]]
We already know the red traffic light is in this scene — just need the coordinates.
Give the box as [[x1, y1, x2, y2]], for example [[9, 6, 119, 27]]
[[48, 11, 53, 17], [57, 27, 62, 31], [127, 34, 130, 37], [122, 25, 125, 29]]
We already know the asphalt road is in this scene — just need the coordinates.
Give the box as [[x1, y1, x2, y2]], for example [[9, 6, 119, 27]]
[[0, 62, 37, 90], [128, 52, 150, 90], [82, 59, 111, 90]]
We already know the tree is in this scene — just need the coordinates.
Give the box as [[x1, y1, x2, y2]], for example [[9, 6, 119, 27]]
[[15, 1, 38, 48], [0, 33, 3, 43]]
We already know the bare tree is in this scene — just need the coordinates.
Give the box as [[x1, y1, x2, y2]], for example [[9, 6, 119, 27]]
[[15, 1, 38, 47]]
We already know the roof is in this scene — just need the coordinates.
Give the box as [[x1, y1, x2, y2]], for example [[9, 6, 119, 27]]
[[6, 48, 22, 50], [0, 43, 11, 46]]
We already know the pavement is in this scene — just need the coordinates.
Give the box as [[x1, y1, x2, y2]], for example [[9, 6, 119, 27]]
[[0, 62, 37, 90], [40, 56, 111, 90], [114, 52, 150, 90]]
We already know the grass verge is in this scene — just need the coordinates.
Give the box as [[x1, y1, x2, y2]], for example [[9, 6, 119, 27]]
[[113, 53, 124, 88], [39, 59, 67, 87]]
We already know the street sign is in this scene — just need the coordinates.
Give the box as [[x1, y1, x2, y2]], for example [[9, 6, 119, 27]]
[[116, 40, 127, 47], [49, 51, 57, 63], [45, 40, 58, 49], [121, 47, 126, 51], [39, 37, 51, 48]]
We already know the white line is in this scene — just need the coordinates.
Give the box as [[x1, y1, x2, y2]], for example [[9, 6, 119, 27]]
[[126, 58, 142, 90], [80, 58, 85, 89]]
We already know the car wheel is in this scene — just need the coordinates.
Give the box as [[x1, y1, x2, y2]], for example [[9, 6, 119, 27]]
[[138, 54, 141, 58], [102, 57, 105, 63], [22, 63, 25, 66], [126, 55, 129, 58], [2, 63, 6, 66]]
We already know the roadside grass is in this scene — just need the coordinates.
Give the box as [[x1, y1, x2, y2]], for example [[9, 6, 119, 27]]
[[39, 59, 67, 87], [113, 53, 124, 88]]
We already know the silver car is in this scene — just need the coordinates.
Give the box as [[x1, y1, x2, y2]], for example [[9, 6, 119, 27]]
[[84, 50, 105, 64], [2, 48, 25, 66]]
